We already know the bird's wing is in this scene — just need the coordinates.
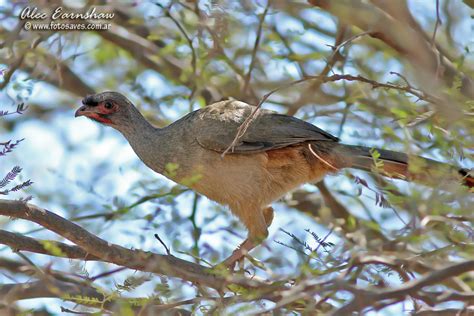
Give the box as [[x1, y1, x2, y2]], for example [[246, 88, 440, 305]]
[[190, 100, 339, 154]]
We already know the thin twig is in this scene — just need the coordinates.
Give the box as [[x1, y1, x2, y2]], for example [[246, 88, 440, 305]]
[[0, 35, 43, 90], [334, 260, 474, 315], [221, 76, 311, 156], [60, 307, 95, 315], [154, 233, 171, 255], [313, 227, 334, 255], [271, 23, 307, 77], [222, 72, 438, 156], [156, 3, 197, 84], [189, 193, 201, 262], [337, 103, 351, 137], [325, 29, 368, 74], [243, 0, 271, 96], [286, 24, 352, 116], [89, 267, 128, 281], [431, 0, 441, 46]]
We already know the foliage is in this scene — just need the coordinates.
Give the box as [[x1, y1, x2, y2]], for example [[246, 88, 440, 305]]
[[0, 103, 32, 198], [0, 0, 473, 315]]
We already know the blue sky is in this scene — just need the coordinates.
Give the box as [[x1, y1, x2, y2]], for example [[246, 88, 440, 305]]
[[1, 0, 473, 313]]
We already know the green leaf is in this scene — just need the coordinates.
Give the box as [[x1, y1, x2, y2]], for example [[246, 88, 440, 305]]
[[164, 162, 179, 178], [39, 240, 66, 257]]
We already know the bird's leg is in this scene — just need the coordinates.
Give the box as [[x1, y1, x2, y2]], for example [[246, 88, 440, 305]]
[[263, 206, 274, 227], [221, 206, 274, 269], [221, 238, 257, 268]]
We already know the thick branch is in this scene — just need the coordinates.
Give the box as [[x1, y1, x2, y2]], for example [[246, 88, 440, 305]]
[[23, 54, 95, 97], [0, 230, 99, 260], [0, 199, 272, 291]]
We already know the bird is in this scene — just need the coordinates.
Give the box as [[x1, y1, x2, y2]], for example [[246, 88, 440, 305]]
[[75, 91, 473, 268]]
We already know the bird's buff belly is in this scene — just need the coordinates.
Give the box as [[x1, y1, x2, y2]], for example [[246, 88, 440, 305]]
[[174, 147, 329, 209]]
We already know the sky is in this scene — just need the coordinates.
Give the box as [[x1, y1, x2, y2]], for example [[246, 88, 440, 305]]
[[0, 0, 473, 314]]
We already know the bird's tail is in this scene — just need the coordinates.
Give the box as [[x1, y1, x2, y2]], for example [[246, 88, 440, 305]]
[[335, 144, 473, 189]]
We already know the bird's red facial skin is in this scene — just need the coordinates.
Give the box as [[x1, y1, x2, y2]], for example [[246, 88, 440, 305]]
[[97, 101, 118, 115], [75, 101, 117, 125], [84, 112, 113, 124]]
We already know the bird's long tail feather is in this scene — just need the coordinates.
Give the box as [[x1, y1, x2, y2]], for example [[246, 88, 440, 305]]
[[337, 144, 473, 189]]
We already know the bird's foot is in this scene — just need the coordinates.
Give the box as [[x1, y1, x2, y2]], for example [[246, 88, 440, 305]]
[[218, 238, 256, 270], [220, 247, 248, 270]]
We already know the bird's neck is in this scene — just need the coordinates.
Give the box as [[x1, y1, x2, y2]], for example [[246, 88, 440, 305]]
[[118, 109, 169, 173]]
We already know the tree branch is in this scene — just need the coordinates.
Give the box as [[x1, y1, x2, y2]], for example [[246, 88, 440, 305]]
[[308, 0, 474, 102], [0, 280, 106, 306], [243, 1, 271, 97], [99, 25, 185, 82], [222, 72, 444, 156], [0, 230, 99, 260], [287, 22, 349, 115], [0, 199, 275, 291], [0, 279, 190, 314], [334, 260, 474, 315]]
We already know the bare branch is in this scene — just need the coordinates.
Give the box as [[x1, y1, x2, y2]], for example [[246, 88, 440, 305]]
[[222, 72, 440, 156], [243, 1, 271, 97], [23, 52, 95, 96], [0, 280, 105, 306], [334, 260, 474, 315], [0, 279, 188, 314], [287, 23, 350, 115], [431, 0, 442, 46], [0, 199, 276, 291], [99, 25, 185, 83], [157, 3, 197, 84], [0, 230, 99, 260], [308, 0, 474, 101]]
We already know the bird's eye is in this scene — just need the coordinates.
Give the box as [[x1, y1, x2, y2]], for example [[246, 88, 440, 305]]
[[104, 101, 113, 109]]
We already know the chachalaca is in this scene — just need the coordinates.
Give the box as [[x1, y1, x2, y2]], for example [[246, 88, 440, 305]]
[[75, 91, 473, 267]]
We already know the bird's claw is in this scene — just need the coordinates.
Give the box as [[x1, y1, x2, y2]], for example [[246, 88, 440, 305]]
[[219, 248, 249, 271]]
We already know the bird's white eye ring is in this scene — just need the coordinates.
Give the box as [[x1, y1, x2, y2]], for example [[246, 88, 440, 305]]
[[104, 101, 113, 109]]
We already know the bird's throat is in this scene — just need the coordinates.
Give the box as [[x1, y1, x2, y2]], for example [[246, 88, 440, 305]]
[[87, 113, 113, 125], [119, 115, 168, 174]]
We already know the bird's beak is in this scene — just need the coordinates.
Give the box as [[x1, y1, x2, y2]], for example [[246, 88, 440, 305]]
[[75, 105, 90, 118], [75, 104, 113, 125]]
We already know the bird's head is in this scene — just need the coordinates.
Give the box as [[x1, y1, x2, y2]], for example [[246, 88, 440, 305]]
[[75, 91, 135, 128]]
